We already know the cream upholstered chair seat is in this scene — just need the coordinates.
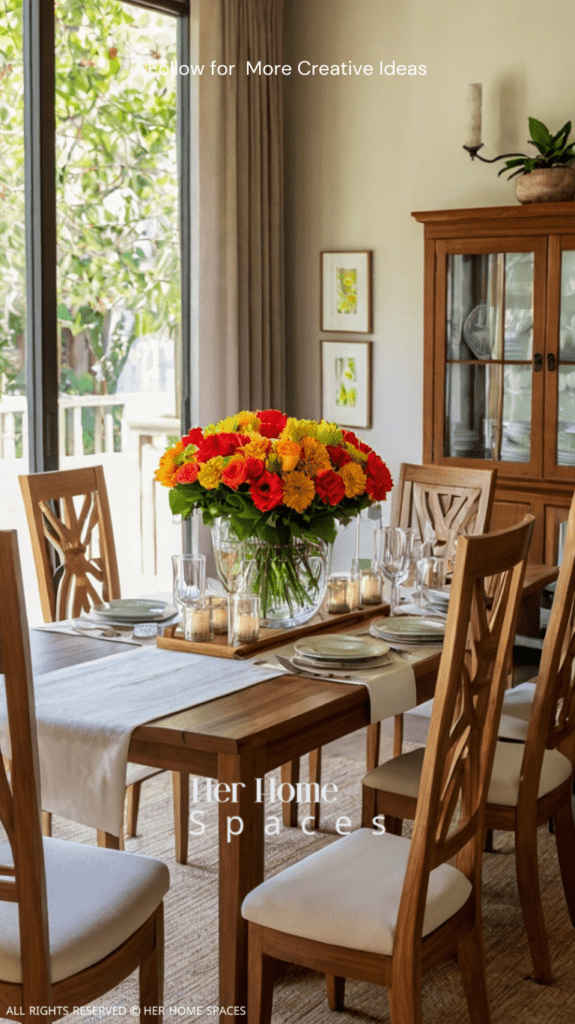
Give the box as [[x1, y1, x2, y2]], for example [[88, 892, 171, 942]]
[[242, 827, 472, 956], [363, 739, 572, 808], [0, 837, 169, 984], [409, 679, 537, 743]]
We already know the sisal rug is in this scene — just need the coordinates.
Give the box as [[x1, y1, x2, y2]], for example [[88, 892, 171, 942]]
[[33, 728, 575, 1023]]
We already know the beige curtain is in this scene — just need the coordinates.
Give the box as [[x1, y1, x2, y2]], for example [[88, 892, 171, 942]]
[[218, 0, 286, 412]]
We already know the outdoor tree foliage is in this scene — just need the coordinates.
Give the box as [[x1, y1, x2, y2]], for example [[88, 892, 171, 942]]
[[0, 0, 180, 398]]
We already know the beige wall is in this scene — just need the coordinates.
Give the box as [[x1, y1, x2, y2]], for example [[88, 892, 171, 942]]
[[284, 0, 575, 508]]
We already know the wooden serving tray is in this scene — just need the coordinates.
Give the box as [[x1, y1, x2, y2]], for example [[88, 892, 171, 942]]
[[156, 602, 389, 659]]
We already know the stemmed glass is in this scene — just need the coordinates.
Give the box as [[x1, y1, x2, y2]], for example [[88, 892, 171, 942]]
[[212, 519, 249, 642], [172, 554, 206, 639], [374, 527, 416, 616]]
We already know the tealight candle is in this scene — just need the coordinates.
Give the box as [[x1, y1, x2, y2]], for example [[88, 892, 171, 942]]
[[231, 594, 260, 645], [185, 603, 213, 642], [360, 569, 382, 605], [327, 575, 351, 615], [206, 595, 228, 634]]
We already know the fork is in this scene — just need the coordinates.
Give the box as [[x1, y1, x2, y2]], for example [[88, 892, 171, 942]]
[[274, 654, 364, 683]]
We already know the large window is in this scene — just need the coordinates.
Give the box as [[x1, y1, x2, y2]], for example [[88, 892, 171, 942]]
[[0, 0, 190, 618]]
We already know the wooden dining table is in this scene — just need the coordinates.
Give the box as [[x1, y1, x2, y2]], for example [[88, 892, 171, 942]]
[[28, 627, 441, 1014]]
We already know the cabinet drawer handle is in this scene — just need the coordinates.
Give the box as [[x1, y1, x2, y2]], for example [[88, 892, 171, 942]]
[[547, 353, 557, 372], [534, 353, 543, 371]]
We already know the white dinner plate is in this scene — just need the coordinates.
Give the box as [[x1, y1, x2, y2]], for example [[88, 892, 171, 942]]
[[292, 651, 390, 671], [372, 616, 446, 640], [293, 634, 390, 662], [92, 599, 176, 623]]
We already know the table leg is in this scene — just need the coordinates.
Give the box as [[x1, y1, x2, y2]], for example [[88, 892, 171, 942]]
[[366, 722, 381, 771], [309, 748, 322, 829], [281, 759, 299, 827], [218, 748, 265, 1014], [172, 771, 190, 865]]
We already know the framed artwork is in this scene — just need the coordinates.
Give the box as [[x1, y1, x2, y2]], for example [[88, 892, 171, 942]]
[[321, 250, 372, 333], [321, 339, 372, 429]]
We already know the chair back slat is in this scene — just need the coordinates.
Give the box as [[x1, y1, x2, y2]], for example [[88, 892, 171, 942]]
[[19, 466, 121, 622], [0, 531, 51, 1008], [391, 463, 497, 570], [394, 517, 533, 956]]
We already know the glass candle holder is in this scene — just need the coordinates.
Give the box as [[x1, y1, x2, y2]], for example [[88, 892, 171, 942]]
[[205, 595, 228, 635], [346, 571, 359, 610], [231, 594, 260, 645], [326, 574, 352, 614], [184, 601, 214, 642], [359, 568, 382, 606]]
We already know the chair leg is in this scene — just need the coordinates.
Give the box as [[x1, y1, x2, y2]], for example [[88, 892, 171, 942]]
[[140, 904, 164, 1016], [281, 760, 299, 827], [42, 811, 52, 837], [309, 748, 321, 829], [172, 772, 189, 865], [393, 714, 404, 757], [554, 797, 575, 925], [457, 919, 492, 1024], [384, 815, 403, 836], [326, 975, 345, 1011], [97, 829, 123, 851], [515, 815, 553, 983], [126, 781, 142, 838], [247, 925, 275, 1024], [388, 974, 421, 1024]]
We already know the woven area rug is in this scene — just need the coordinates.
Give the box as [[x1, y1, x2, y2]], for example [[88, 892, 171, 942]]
[[34, 728, 575, 1023]]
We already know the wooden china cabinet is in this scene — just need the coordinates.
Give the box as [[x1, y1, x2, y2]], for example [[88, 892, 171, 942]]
[[413, 202, 575, 564]]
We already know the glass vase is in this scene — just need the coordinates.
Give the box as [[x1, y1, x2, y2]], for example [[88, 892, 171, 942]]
[[245, 535, 331, 629]]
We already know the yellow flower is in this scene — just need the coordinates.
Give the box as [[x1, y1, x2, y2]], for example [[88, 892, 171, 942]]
[[280, 418, 319, 443], [236, 411, 261, 432], [242, 435, 272, 460], [282, 471, 315, 513], [155, 440, 184, 487], [300, 437, 330, 476], [345, 441, 369, 464], [339, 462, 366, 498], [275, 437, 301, 472], [316, 421, 343, 446], [198, 456, 226, 489]]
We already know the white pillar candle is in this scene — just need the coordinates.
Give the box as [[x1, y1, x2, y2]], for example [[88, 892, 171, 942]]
[[360, 570, 382, 605], [187, 606, 213, 642], [464, 83, 482, 149], [236, 613, 259, 644]]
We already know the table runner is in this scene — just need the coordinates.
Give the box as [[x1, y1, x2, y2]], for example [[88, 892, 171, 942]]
[[251, 639, 439, 722], [0, 647, 281, 837]]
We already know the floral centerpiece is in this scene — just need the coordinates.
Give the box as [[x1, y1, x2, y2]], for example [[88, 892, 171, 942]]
[[156, 410, 393, 626]]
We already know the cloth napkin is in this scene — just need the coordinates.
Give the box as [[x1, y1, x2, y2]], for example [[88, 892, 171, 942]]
[[250, 637, 426, 723], [0, 647, 281, 837], [33, 620, 148, 646]]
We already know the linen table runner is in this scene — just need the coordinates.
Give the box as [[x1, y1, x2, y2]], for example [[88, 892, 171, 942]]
[[0, 647, 280, 837]]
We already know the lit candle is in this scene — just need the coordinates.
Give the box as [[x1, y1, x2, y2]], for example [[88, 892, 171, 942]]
[[464, 83, 482, 149], [206, 595, 228, 634], [236, 613, 259, 644], [187, 605, 213, 642], [347, 576, 359, 610], [327, 576, 351, 615], [360, 570, 382, 605]]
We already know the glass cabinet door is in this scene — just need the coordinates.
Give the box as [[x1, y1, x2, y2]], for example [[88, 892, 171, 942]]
[[435, 238, 546, 477], [556, 246, 575, 468]]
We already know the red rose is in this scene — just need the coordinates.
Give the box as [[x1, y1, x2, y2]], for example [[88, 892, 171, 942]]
[[326, 444, 351, 469], [365, 453, 393, 501], [182, 426, 203, 448], [256, 409, 288, 439], [342, 430, 372, 455], [250, 471, 284, 512], [244, 457, 266, 482], [175, 462, 199, 484], [315, 469, 346, 506], [222, 459, 248, 490], [196, 432, 244, 462]]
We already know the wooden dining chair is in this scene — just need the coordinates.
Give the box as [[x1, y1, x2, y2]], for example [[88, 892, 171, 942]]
[[362, 503, 575, 984], [19, 466, 190, 863], [243, 518, 533, 1024], [0, 530, 168, 1020]]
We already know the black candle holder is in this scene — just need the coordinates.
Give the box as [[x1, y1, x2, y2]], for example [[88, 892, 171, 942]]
[[463, 143, 527, 164]]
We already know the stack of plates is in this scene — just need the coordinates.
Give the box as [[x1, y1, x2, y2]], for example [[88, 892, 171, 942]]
[[424, 586, 450, 615], [90, 599, 178, 626], [501, 420, 531, 463], [372, 616, 445, 649], [292, 634, 390, 670]]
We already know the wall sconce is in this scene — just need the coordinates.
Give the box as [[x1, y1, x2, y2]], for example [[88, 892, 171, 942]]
[[463, 83, 526, 165]]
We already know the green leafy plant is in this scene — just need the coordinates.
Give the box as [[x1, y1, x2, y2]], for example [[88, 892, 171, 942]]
[[499, 118, 575, 180]]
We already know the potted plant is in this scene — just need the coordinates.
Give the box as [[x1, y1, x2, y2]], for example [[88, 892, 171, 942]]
[[499, 118, 575, 203]]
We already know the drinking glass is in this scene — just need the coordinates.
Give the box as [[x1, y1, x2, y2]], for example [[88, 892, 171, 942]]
[[172, 554, 206, 639], [374, 527, 415, 616], [414, 556, 445, 608], [212, 519, 248, 642]]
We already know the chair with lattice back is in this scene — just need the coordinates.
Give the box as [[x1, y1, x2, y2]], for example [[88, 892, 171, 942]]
[[19, 466, 190, 863], [0, 530, 168, 1019], [243, 517, 533, 1024]]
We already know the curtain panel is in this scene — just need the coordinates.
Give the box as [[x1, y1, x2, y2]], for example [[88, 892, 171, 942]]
[[221, 0, 286, 412]]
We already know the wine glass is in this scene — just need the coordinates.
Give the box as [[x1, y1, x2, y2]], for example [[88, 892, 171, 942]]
[[172, 554, 206, 639], [374, 527, 415, 616], [212, 519, 248, 642]]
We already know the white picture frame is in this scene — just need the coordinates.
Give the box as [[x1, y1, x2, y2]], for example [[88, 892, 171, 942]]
[[321, 339, 372, 429], [321, 251, 372, 333]]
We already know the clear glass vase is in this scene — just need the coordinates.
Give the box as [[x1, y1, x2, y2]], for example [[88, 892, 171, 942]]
[[245, 536, 331, 629]]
